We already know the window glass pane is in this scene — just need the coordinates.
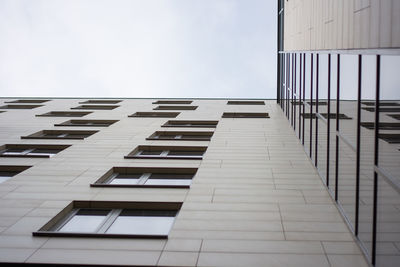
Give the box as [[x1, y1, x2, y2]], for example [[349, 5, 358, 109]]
[[167, 151, 203, 156], [0, 176, 12, 183], [139, 151, 163, 156], [59, 215, 107, 233], [145, 179, 191, 186], [106, 216, 175, 235], [150, 174, 193, 179], [110, 178, 140, 185]]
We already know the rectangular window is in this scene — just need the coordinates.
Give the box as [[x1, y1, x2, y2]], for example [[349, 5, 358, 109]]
[[0, 144, 70, 158], [0, 165, 31, 183], [152, 100, 193, 104], [301, 113, 352, 120], [361, 122, 400, 130], [128, 112, 179, 118], [153, 105, 197, 110], [227, 100, 265, 105], [5, 99, 50, 104], [79, 100, 122, 104], [55, 120, 118, 127], [0, 104, 43, 109], [378, 134, 400, 144], [92, 167, 197, 188], [162, 120, 218, 128], [125, 145, 206, 160], [388, 114, 400, 120], [33, 201, 181, 238], [222, 112, 270, 118], [71, 105, 119, 110], [21, 130, 98, 140], [36, 111, 92, 117], [362, 101, 400, 106], [362, 107, 400, 112], [147, 131, 213, 141]]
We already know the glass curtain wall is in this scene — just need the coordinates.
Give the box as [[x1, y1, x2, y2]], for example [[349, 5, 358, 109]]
[[278, 51, 400, 267]]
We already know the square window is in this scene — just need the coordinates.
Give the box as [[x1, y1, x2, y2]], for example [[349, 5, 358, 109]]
[[147, 131, 213, 141], [125, 146, 207, 160], [128, 112, 180, 118], [36, 111, 92, 117], [92, 167, 196, 188], [33, 201, 182, 238], [162, 120, 218, 128], [0, 144, 70, 158]]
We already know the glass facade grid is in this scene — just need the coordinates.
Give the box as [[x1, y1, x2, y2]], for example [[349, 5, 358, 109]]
[[278, 51, 400, 267]]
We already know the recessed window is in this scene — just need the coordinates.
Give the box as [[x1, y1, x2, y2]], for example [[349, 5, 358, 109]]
[[33, 201, 181, 238], [147, 131, 213, 141], [0, 144, 70, 158], [306, 101, 328, 106], [162, 120, 218, 128], [0, 165, 31, 184], [153, 105, 197, 110], [388, 114, 400, 120], [125, 145, 207, 160], [92, 167, 197, 188], [362, 101, 400, 106], [152, 100, 193, 104], [379, 134, 400, 144], [362, 107, 400, 112], [36, 111, 92, 117], [21, 130, 98, 140], [301, 113, 352, 120], [71, 105, 119, 110], [5, 99, 50, 104], [55, 120, 118, 127], [222, 112, 270, 118], [227, 100, 265, 105], [361, 122, 400, 130], [128, 112, 180, 118], [79, 100, 122, 104], [0, 104, 43, 109]]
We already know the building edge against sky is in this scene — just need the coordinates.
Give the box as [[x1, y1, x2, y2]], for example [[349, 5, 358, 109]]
[[278, 0, 400, 266]]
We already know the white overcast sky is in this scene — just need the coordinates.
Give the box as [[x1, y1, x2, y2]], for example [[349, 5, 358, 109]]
[[0, 0, 277, 98]]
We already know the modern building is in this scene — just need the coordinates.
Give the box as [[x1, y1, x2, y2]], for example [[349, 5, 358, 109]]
[[0, 98, 369, 266], [278, 1, 400, 267], [0, 1, 399, 266]]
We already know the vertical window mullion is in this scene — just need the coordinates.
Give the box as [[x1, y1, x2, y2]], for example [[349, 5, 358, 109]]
[[98, 209, 121, 234], [315, 54, 319, 167], [371, 55, 380, 266], [302, 53, 306, 145], [335, 54, 340, 202], [327, 54, 331, 187], [139, 173, 152, 185], [355, 54, 362, 236], [310, 53, 314, 157]]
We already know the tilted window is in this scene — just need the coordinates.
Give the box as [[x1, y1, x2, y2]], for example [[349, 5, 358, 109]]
[[152, 100, 193, 104], [79, 100, 122, 104], [128, 112, 180, 118], [36, 111, 92, 117], [0, 165, 31, 184], [0, 104, 43, 109], [92, 167, 197, 188], [71, 105, 119, 110], [21, 130, 98, 140], [125, 145, 207, 160], [162, 120, 218, 128], [55, 120, 119, 127], [153, 105, 197, 110], [227, 100, 265, 105], [0, 144, 70, 158], [147, 131, 213, 141], [5, 99, 50, 104], [222, 112, 270, 118], [33, 201, 181, 238]]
